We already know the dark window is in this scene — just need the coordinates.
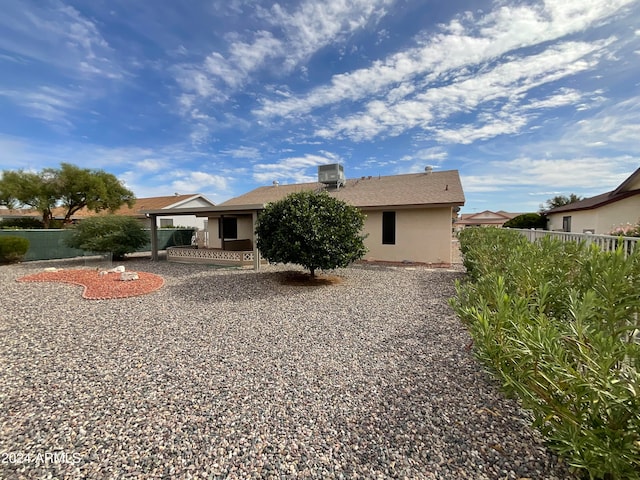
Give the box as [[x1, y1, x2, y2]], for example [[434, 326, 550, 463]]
[[382, 211, 396, 245], [562, 216, 571, 232], [219, 217, 238, 239]]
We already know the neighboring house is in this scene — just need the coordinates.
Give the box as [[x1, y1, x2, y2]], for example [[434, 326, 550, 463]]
[[546, 167, 640, 234], [1, 194, 215, 230], [143, 166, 466, 267], [455, 210, 523, 230], [91, 194, 215, 230]]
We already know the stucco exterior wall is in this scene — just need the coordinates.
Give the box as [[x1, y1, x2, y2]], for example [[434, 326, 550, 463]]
[[156, 215, 207, 230], [205, 215, 254, 249], [207, 219, 221, 248], [237, 216, 254, 240], [547, 195, 640, 234], [362, 207, 453, 264]]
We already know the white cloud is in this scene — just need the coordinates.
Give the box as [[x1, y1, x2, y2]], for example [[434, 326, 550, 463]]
[[0, 134, 233, 199], [266, 0, 393, 69], [221, 146, 262, 160], [0, 0, 124, 79], [317, 38, 609, 142], [175, 0, 394, 106], [567, 97, 640, 150], [135, 159, 166, 172], [462, 156, 638, 198], [255, 0, 633, 120], [0, 85, 77, 129], [171, 171, 229, 192], [253, 152, 342, 183]]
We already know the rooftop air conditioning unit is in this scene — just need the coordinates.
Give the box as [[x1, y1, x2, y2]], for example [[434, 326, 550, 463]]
[[318, 163, 345, 188]]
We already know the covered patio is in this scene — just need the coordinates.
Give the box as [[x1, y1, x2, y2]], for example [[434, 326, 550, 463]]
[[141, 204, 265, 270]]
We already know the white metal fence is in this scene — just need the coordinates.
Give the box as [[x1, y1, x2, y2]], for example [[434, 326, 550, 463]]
[[507, 229, 640, 256]]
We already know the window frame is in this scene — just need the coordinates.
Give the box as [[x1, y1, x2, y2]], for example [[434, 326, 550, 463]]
[[218, 217, 238, 239], [382, 211, 396, 245]]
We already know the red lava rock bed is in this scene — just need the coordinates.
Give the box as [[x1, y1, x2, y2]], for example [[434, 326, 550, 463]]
[[17, 268, 165, 300]]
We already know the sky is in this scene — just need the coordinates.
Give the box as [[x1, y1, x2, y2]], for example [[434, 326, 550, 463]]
[[0, 0, 639, 213]]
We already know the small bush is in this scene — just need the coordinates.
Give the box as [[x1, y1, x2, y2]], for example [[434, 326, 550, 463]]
[[65, 215, 149, 261], [451, 229, 640, 480], [0, 217, 44, 229], [0, 236, 29, 263], [503, 213, 547, 229], [255, 191, 367, 277]]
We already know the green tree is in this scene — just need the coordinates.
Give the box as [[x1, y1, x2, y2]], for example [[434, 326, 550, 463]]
[[255, 191, 367, 277], [65, 215, 149, 260], [503, 213, 547, 229], [0, 170, 59, 228], [540, 193, 583, 213], [0, 163, 135, 228], [56, 163, 135, 225]]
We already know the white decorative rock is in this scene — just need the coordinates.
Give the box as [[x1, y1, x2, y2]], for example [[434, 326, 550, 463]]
[[120, 271, 139, 281]]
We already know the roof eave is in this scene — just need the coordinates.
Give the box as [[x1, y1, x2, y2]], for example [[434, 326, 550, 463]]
[[141, 204, 265, 216]]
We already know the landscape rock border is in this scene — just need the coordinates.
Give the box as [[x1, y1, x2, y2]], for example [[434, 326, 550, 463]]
[[17, 268, 164, 299]]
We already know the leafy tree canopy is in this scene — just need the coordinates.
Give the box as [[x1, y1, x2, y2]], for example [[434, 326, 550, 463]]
[[0, 163, 135, 228], [540, 193, 583, 213], [0, 170, 59, 227], [65, 215, 149, 260], [56, 163, 135, 224], [503, 213, 547, 229], [255, 190, 368, 277]]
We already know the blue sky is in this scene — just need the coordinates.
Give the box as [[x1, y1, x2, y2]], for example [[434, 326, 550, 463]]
[[0, 0, 639, 213]]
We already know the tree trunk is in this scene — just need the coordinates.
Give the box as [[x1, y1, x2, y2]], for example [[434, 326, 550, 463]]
[[309, 267, 316, 278], [42, 210, 52, 229]]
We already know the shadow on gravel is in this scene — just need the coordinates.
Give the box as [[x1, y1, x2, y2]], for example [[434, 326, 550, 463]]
[[168, 270, 344, 303]]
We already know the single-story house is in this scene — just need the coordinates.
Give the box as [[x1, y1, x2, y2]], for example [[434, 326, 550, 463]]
[[0, 194, 215, 230], [142, 165, 465, 269], [546, 167, 640, 234], [455, 210, 523, 231]]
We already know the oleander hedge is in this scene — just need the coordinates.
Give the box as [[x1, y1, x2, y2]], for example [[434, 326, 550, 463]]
[[451, 228, 639, 480]]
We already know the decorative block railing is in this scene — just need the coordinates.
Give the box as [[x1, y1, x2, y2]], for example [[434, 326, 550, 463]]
[[167, 246, 256, 265]]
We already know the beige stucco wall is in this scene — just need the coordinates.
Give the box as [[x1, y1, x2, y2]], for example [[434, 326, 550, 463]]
[[206, 215, 254, 248], [207, 219, 221, 248], [362, 207, 453, 264], [204, 207, 455, 264], [237, 216, 254, 240], [547, 195, 640, 234]]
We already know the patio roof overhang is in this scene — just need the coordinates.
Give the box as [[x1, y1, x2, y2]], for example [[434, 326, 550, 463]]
[[140, 203, 265, 217], [140, 204, 265, 265]]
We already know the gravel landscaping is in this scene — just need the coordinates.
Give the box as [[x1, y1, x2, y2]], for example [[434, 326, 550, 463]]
[[0, 257, 574, 479]]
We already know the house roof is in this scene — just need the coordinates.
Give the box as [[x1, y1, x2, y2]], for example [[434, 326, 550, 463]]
[[1, 194, 214, 219], [102, 194, 215, 217], [220, 170, 465, 209], [547, 167, 640, 214], [456, 210, 524, 226]]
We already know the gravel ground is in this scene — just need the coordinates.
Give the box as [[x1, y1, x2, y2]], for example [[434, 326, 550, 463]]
[[0, 257, 574, 479]]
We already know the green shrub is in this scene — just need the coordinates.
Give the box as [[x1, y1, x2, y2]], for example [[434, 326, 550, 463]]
[[0, 217, 45, 229], [503, 212, 548, 229], [451, 229, 640, 480], [255, 191, 367, 277], [64, 215, 149, 261], [0, 236, 29, 263]]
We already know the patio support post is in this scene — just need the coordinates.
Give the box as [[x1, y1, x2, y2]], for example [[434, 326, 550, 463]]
[[150, 214, 159, 261], [220, 215, 225, 251], [252, 210, 261, 271]]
